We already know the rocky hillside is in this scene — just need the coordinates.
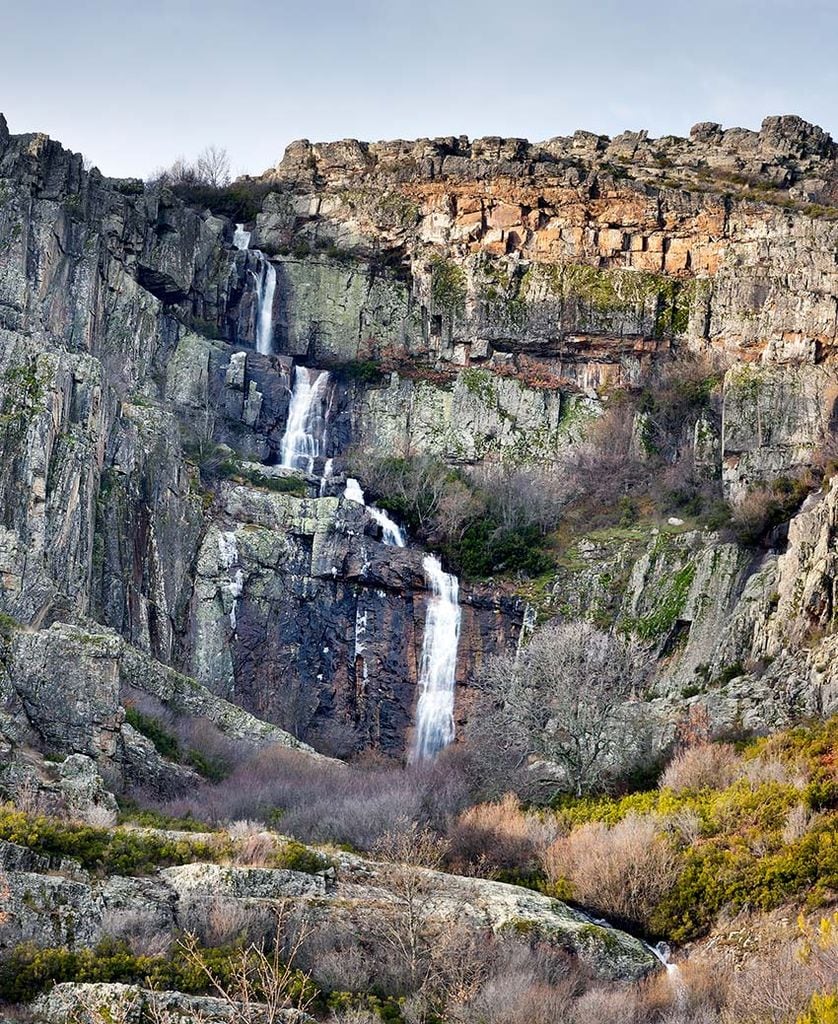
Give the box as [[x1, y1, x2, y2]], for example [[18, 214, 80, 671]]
[[2, 108, 838, 1021], [1, 109, 838, 790]]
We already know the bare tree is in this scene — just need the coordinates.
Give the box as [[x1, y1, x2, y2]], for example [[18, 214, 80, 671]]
[[150, 156, 201, 187], [370, 824, 447, 992], [148, 903, 315, 1024], [472, 621, 643, 796], [150, 146, 231, 189], [196, 145, 232, 188]]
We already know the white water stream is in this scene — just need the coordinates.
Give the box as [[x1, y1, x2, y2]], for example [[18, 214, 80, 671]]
[[234, 222, 275, 355], [343, 477, 406, 547], [217, 530, 244, 632], [410, 554, 461, 762], [279, 366, 332, 472], [233, 223, 251, 250], [254, 259, 276, 355]]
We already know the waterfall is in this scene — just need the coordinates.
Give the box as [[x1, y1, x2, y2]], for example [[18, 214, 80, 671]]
[[410, 555, 461, 762], [280, 366, 331, 472], [254, 259, 276, 355], [647, 942, 685, 999], [233, 223, 251, 250], [344, 477, 366, 504], [319, 458, 334, 497], [370, 507, 406, 548], [343, 477, 406, 547], [234, 224, 275, 355]]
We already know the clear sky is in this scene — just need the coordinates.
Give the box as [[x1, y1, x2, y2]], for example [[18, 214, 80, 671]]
[[1, 0, 836, 179]]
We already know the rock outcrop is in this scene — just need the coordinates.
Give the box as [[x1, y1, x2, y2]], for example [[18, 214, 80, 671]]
[[0, 826, 657, 987]]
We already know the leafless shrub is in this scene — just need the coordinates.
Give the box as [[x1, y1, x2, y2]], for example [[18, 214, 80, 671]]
[[228, 819, 267, 839], [296, 917, 375, 995], [472, 620, 645, 797], [177, 898, 285, 960], [467, 463, 570, 535], [233, 832, 278, 867], [150, 146, 231, 188], [720, 942, 816, 1024], [659, 742, 740, 792], [542, 813, 680, 930], [13, 774, 46, 816], [157, 744, 470, 853], [663, 807, 704, 845], [175, 914, 315, 1023], [782, 802, 820, 844], [99, 907, 172, 957], [453, 971, 578, 1024], [741, 754, 805, 789], [446, 793, 556, 877], [372, 822, 447, 870], [329, 1011, 379, 1024], [196, 145, 232, 188], [83, 804, 118, 828]]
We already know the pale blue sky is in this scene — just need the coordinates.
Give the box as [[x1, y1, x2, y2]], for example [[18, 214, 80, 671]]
[[1, 0, 836, 178]]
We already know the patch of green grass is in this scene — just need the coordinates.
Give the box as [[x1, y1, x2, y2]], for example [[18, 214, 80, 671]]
[[0, 612, 20, 641], [621, 563, 696, 641], [0, 808, 228, 876]]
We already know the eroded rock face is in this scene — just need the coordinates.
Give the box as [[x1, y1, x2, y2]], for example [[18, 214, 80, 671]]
[[187, 486, 522, 754], [0, 621, 323, 808], [2, 111, 838, 766], [31, 983, 314, 1024]]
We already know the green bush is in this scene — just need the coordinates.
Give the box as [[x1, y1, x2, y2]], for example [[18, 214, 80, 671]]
[[0, 808, 227, 876], [217, 460, 307, 496], [0, 939, 314, 1005], [271, 839, 334, 874], [169, 181, 273, 222], [546, 718, 838, 943], [449, 521, 552, 579], [124, 707, 179, 760], [332, 360, 384, 384]]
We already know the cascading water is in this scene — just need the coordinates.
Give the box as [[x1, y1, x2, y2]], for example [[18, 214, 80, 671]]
[[370, 507, 406, 548], [343, 477, 406, 547], [410, 555, 461, 762], [319, 458, 334, 497], [254, 259, 276, 355], [233, 223, 275, 355], [280, 366, 332, 472], [647, 942, 685, 999]]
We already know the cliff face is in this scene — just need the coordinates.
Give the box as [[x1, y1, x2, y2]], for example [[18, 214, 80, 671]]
[[1, 110, 838, 791]]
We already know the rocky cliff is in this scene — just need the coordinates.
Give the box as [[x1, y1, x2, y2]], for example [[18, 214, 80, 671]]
[[2, 110, 838, 802]]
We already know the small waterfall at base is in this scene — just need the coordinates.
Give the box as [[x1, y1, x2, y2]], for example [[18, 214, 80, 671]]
[[280, 366, 331, 472], [410, 555, 461, 762], [319, 458, 334, 497], [646, 942, 685, 1000], [343, 477, 406, 547]]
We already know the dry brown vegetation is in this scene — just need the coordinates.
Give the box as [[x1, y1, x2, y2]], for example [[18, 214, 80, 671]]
[[542, 814, 681, 931]]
